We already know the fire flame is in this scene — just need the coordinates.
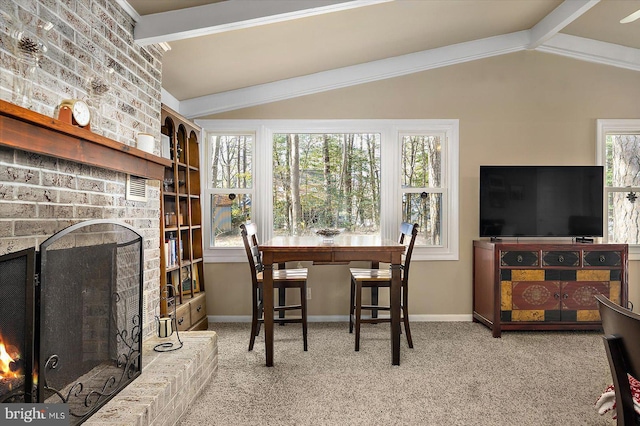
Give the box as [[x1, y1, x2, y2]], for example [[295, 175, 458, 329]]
[[0, 337, 21, 379]]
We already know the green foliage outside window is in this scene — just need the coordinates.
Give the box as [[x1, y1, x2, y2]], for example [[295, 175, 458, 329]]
[[273, 133, 380, 236]]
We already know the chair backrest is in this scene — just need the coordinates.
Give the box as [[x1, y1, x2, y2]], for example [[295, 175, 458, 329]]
[[240, 223, 262, 285], [398, 222, 419, 284], [596, 294, 640, 424], [596, 294, 640, 380]]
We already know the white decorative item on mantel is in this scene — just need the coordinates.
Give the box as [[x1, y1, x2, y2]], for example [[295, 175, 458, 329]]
[[136, 133, 155, 154]]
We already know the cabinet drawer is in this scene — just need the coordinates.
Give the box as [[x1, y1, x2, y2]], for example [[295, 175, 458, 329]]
[[190, 296, 206, 323], [175, 303, 191, 331], [501, 251, 538, 266], [584, 251, 621, 267], [542, 251, 579, 266]]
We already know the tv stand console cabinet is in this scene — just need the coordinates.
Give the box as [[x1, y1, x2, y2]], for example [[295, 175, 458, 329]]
[[473, 240, 628, 337]]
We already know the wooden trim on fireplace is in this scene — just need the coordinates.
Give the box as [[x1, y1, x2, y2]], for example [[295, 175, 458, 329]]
[[0, 99, 172, 180]]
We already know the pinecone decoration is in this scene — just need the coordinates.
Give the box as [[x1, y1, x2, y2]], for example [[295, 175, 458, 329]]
[[18, 36, 39, 55], [91, 78, 110, 96]]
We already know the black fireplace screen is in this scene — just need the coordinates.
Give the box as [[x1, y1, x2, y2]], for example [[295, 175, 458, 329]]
[[0, 220, 144, 425], [0, 248, 35, 403]]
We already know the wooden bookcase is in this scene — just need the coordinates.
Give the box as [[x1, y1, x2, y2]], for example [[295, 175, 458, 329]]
[[160, 104, 207, 331], [473, 240, 628, 337]]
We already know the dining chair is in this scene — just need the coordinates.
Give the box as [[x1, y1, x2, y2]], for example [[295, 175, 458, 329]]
[[240, 223, 308, 351], [595, 294, 640, 425], [349, 222, 419, 351]]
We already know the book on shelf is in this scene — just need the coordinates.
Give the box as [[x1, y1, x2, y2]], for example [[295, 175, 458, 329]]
[[165, 233, 178, 267]]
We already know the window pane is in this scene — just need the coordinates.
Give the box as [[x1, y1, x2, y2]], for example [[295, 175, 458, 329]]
[[403, 192, 442, 246], [210, 135, 253, 189], [402, 135, 442, 188], [273, 133, 380, 236], [607, 191, 640, 245], [210, 193, 251, 247], [606, 134, 640, 187]]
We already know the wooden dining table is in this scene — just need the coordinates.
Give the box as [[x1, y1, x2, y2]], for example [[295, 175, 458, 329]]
[[259, 234, 406, 366]]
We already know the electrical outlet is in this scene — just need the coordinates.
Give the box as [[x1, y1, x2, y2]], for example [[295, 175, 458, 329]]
[[307, 287, 312, 300]]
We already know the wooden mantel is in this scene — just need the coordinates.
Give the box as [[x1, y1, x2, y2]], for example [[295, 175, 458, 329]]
[[0, 99, 171, 180]]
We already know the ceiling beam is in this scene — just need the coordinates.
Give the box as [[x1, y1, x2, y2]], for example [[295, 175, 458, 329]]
[[175, 29, 640, 118], [134, 0, 392, 46], [528, 0, 599, 49], [537, 33, 640, 72], [179, 31, 531, 118]]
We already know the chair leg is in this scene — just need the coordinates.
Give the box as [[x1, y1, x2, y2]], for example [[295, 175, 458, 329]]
[[403, 304, 413, 349], [402, 283, 413, 348], [371, 286, 379, 319], [301, 285, 308, 351], [249, 288, 260, 351], [355, 281, 363, 351], [349, 277, 355, 333], [278, 287, 286, 325]]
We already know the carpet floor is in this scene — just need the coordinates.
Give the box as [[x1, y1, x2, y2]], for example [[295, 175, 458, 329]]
[[177, 322, 615, 425]]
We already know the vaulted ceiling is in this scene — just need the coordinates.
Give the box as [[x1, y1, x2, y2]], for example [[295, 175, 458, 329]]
[[119, 0, 640, 119]]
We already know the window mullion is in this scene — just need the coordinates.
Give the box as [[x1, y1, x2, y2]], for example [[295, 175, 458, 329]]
[[255, 125, 273, 242]]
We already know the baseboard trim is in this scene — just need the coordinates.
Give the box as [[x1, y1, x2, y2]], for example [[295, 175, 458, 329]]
[[207, 314, 473, 323]]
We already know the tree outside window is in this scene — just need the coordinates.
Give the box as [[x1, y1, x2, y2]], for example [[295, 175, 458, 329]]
[[401, 134, 443, 246], [597, 120, 640, 258], [272, 133, 380, 236], [605, 133, 640, 244]]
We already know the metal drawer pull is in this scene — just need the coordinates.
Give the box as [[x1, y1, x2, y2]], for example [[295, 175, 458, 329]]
[[558, 255, 564, 263], [178, 317, 184, 325], [517, 255, 523, 263], [197, 305, 202, 312], [600, 255, 606, 263]]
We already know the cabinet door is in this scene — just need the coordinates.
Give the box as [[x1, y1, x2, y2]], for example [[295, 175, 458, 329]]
[[500, 269, 558, 322], [561, 281, 611, 321], [509, 280, 560, 321]]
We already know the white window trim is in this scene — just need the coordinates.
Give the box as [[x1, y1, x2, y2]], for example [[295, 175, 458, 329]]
[[198, 119, 459, 263], [596, 119, 640, 260]]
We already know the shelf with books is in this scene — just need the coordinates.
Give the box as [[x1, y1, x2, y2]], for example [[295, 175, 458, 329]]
[[160, 104, 207, 331]]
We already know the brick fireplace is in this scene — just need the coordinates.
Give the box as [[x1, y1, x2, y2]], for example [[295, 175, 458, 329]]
[[0, 100, 218, 426], [0, 220, 144, 425], [1, 3, 218, 424], [0, 99, 169, 339]]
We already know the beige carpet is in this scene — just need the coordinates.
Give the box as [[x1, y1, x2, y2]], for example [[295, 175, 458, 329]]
[[177, 322, 615, 425]]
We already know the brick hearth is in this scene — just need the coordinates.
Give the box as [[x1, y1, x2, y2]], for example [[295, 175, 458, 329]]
[[85, 331, 218, 426]]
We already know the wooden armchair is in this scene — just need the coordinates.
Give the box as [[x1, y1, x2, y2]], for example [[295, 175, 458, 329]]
[[349, 222, 419, 351], [240, 223, 308, 351], [595, 294, 640, 425]]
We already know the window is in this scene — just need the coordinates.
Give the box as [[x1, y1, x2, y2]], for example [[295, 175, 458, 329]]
[[200, 120, 459, 262], [597, 119, 640, 259], [401, 133, 444, 246], [207, 134, 253, 247], [272, 133, 380, 236]]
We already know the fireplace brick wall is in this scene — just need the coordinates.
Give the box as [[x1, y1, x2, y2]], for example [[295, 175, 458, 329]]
[[0, 0, 165, 338]]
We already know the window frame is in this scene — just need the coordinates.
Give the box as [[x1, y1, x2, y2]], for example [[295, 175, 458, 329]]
[[596, 119, 640, 260], [198, 119, 459, 262]]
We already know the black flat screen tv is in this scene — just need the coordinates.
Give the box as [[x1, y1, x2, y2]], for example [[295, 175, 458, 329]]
[[479, 165, 604, 238]]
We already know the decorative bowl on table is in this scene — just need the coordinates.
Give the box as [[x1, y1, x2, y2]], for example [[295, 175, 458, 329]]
[[315, 228, 344, 242]]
